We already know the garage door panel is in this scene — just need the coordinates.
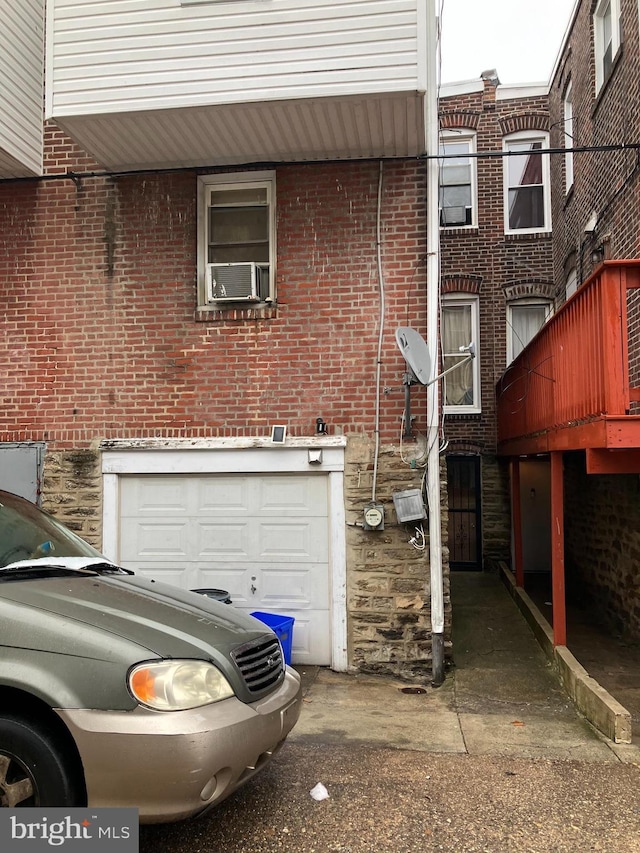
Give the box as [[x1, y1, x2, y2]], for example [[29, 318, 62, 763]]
[[119, 473, 331, 665], [289, 613, 330, 665], [256, 564, 328, 605], [121, 479, 191, 515], [195, 522, 251, 558], [258, 521, 327, 561], [198, 478, 250, 513], [257, 477, 327, 515], [194, 567, 250, 602], [120, 522, 189, 560], [135, 565, 191, 588]]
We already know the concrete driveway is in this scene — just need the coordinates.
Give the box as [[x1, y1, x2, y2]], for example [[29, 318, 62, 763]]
[[139, 572, 640, 853]]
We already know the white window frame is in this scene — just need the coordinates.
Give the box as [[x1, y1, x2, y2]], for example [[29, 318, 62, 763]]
[[507, 299, 553, 364], [594, 0, 621, 93], [442, 294, 481, 414], [438, 130, 477, 229], [565, 268, 578, 300], [564, 83, 574, 193], [503, 131, 551, 235], [197, 170, 276, 308]]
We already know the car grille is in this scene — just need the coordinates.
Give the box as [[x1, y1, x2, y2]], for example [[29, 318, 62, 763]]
[[232, 635, 284, 694]]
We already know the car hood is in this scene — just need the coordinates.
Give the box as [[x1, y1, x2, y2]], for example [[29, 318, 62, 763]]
[[0, 565, 268, 663]]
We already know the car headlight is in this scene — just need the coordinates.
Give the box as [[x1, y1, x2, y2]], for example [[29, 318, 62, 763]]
[[128, 660, 234, 711]]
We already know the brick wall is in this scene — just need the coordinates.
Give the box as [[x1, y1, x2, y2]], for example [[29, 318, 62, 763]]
[[1, 137, 428, 447], [564, 452, 640, 639], [0, 127, 439, 677], [439, 79, 554, 566], [545, 0, 640, 641]]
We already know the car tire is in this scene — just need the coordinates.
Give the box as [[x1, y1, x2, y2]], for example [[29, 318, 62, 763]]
[[0, 715, 81, 807]]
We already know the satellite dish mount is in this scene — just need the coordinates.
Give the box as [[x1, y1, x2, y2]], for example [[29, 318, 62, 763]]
[[395, 327, 475, 438]]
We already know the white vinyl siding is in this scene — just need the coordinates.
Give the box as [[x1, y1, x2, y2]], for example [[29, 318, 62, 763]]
[[46, 0, 424, 118], [0, 0, 44, 177]]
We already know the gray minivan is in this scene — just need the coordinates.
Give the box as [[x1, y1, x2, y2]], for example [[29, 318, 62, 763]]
[[0, 490, 301, 821]]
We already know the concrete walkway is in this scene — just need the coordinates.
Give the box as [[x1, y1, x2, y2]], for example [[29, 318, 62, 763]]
[[291, 571, 640, 765]]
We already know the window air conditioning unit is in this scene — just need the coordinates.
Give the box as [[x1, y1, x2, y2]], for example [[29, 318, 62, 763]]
[[207, 262, 261, 302], [442, 206, 468, 226]]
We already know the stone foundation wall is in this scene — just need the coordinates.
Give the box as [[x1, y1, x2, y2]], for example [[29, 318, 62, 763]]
[[42, 449, 103, 547], [481, 455, 511, 565], [564, 452, 640, 640], [345, 437, 450, 681]]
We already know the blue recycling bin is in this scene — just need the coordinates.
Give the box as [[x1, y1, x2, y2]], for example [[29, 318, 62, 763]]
[[250, 611, 295, 666]]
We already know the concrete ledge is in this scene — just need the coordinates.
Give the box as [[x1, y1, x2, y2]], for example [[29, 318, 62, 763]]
[[498, 563, 632, 744]]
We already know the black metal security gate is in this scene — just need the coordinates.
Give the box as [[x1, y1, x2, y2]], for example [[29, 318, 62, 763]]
[[446, 455, 482, 571]]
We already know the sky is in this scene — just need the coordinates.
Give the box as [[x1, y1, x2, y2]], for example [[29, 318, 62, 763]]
[[438, 0, 577, 86]]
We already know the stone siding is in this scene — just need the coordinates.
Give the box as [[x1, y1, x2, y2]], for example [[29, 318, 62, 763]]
[[564, 452, 640, 640]]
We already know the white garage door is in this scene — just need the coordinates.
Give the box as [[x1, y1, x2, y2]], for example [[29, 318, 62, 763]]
[[118, 474, 331, 665]]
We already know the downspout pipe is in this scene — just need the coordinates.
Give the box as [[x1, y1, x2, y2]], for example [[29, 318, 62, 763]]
[[426, 0, 445, 687]]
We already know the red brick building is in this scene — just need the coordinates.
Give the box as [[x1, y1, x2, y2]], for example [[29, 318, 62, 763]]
[[438, 74, 554, 574], [0, 1, 440, 679]]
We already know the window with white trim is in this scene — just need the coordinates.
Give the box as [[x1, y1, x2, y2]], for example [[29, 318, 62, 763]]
[[564, 83, 574, 192], [442, 295, 480, 413], [594, 0, 621, 92], [566, 268, 578, 300], [507, 299, 552, 363], [439, 131, 477, 228], [503, 132, 551, 233], [197, 171, 276, 307]]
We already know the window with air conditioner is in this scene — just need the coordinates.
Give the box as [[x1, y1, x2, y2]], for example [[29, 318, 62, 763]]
[[439, 131, 477, 228], [442, 294, 480, 413], [503, 132, 551, 234], [197, 171, 275, 306]]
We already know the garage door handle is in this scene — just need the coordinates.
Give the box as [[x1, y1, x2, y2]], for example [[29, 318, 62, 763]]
[[251, 584, 257, 594]]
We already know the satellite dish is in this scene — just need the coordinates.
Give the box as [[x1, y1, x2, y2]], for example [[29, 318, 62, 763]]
[[395, 327, 431, 385]]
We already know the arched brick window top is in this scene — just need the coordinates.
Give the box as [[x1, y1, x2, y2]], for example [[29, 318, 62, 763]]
[[499, 113, 549, 136], [442, 275, 482, 295], [439, 112, 480, 131], [503, 281, 554, 301]]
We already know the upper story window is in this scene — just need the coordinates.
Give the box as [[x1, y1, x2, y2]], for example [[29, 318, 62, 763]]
[[503, 132, 551, 234], [442, 294, 480, 413], [566, 268, 578, 300], [197, 171, 276, 308], [594, 0, 621, 92], [507, 299, 552, 363], [564, 84, 574, 192], [439, 132, 477, 228]]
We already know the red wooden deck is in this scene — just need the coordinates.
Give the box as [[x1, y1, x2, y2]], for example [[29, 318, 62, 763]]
[[497, 260, 640, 470]]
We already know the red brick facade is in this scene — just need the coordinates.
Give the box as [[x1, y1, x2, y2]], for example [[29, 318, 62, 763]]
[[1, 129, 427, 450], [439, 78, 554, 565]]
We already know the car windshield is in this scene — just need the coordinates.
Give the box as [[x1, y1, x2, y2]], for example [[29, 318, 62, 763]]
[[0, 491, 103, 569]]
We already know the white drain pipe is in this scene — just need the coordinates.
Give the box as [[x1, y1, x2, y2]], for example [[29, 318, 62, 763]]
[[425, 0, 444, 686]]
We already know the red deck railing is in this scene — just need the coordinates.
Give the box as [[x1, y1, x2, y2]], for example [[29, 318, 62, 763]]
[[497, 261, 640, 449]]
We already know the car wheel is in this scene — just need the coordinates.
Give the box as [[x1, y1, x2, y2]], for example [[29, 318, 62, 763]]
[[0, 716, 81, 807]]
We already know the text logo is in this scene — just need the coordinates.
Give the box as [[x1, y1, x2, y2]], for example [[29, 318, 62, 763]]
[[0, 809, 138, 852]]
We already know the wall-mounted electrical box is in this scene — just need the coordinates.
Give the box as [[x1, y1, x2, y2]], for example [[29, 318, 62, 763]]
[[363, 502, 385, 530], [392, 489, 426, 523]]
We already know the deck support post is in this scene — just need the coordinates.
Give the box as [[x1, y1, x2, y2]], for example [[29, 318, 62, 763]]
[[550, 451, 567, 646], [511, 458, 524, 587]]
